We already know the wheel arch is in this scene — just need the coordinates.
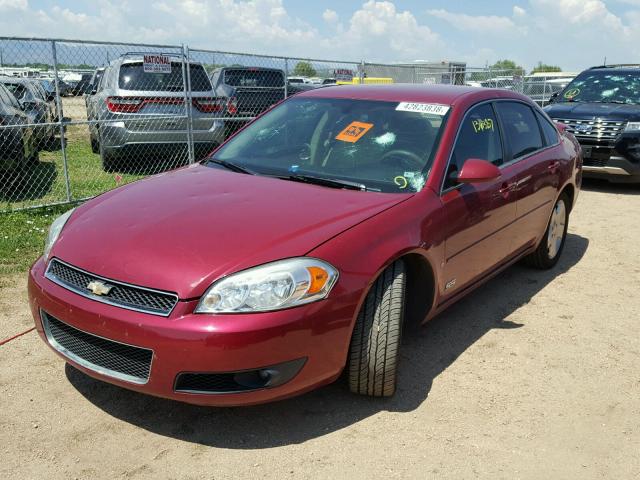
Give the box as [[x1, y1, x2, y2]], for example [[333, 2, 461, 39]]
[[559, 182, 576, 212]]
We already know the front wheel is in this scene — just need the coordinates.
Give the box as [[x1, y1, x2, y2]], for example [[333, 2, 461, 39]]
[[348, 260, 406, 397], [524, 194, 569, 269]]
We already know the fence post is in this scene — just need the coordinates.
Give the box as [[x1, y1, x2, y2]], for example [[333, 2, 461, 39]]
[[181, 44, 195, 164], [283, 57, 289, 98], [51, 40, 72, 203], [359, 60, 365, 84]]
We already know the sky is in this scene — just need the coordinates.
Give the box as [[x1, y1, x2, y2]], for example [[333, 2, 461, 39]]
[[1, 0, 640, 71]]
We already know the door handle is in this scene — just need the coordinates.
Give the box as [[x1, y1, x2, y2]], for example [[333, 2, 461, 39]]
[[548, 161, 560, 173], [495, 182, 516, 199]]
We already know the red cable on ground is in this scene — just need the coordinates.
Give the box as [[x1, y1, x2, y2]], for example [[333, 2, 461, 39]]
[[0, 327, 36, 347]]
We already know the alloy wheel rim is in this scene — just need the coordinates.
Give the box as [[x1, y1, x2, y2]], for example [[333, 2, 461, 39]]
[[547, 199, 566, 259]]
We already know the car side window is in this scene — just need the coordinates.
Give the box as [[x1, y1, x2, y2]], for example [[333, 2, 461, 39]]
[[2, 86, 20, 109], [495, 102, 543, 159], [444, 103, 503, 190], [535, 110, 559, 146], [0, 85, 11, 106]]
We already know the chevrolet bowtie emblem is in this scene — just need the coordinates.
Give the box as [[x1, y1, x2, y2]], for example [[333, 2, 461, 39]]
[[87, 280, 113, 296]]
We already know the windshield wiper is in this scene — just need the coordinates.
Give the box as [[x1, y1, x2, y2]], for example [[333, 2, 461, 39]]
[[207, 158, 256, 175], [284, 174, 368, 191]]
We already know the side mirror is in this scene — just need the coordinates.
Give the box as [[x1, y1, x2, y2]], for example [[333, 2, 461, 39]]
[[555, 122, 568, 134], [549, 92, 559, 103], [457, 158, 501, 184], [47, 94, 56, 101]]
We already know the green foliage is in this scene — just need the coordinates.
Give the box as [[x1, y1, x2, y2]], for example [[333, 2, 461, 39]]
[[292, 61, 316, 78], [531, 62, 562, 74], [491, 59, 525, 76]]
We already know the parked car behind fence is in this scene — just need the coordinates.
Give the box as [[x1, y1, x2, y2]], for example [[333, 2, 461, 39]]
[[210, 67, 286, 137], [0, 76, 55, 147], [0, 82, 38, 172], [87, 54, 226, 171]]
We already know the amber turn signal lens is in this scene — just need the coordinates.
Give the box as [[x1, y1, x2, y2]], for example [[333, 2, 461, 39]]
[[306, 266, 329, 294]]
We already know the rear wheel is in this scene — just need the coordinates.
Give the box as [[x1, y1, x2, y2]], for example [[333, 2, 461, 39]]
[[100, 147, 119, 172], [524, 194, 569, 269], [348, 260, 406, 397], [26, 148, 39, 166], [90, 135, 99, 154]]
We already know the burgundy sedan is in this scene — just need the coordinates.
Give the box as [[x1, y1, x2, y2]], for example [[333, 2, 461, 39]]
[[28, 85, 581, 406]]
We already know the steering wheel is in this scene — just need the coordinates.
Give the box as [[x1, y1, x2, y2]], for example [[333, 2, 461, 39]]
[[381, 149, 424, 170]]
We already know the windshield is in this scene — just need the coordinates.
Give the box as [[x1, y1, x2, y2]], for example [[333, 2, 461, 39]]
[[210, 97, 449, 193], [118, 62, 211, 91], [224, 69, 284, 88], [561, 71, 640, 104]]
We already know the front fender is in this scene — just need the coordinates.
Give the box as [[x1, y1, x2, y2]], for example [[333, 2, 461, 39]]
[[307, 190, 444, 358]]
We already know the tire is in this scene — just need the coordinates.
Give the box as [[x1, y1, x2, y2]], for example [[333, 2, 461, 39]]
[[26, 148, 39, 166], [90, 135, 99, 154], [101, 149, 119, 172], [524, 193, 569, 269], [348, 260, 406, 397]]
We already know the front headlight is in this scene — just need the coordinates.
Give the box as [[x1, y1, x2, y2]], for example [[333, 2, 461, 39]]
[[624, 122, 640, 132], [43, 208, 75, 261], [195, 258, 339, 314]]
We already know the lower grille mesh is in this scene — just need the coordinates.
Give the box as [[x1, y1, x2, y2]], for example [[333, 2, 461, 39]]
[[175, 373, 253, 393], [42, 311, 152, 383]]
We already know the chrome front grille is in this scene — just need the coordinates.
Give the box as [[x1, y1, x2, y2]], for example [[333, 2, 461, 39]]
[[555, 118, 627, 142], [45, 259, 178, 316], [41, 311, 153, 384]]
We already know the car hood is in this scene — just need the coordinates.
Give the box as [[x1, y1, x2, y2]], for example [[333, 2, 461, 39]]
[[52, 165, 409, 299], [545, 102, 640, 121]]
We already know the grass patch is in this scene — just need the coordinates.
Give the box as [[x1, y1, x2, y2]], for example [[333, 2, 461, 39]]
[[1, 125, 148, 211], [0, 204, 72, 278]]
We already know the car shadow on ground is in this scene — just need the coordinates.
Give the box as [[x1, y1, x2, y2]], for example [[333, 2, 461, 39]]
[[581, 178, 640, 195], [65, 233, 589, 449], [0, 161, 57, 202]]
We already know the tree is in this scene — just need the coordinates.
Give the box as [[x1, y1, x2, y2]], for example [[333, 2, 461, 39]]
[[490, 59, 525, 76], [292, 61, 316, 78], [531, 62, 562, 74]]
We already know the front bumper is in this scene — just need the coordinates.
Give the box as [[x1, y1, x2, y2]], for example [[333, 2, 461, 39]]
[[581, 153, 640, 182], [28, 258, 355, 406], [575, 134, 640, 183]]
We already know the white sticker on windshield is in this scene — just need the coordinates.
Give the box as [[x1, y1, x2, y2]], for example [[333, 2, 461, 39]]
[[396, 102, 449, 116]]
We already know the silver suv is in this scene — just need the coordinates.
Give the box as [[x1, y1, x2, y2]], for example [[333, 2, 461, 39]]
[[88, 54, 225, 171]]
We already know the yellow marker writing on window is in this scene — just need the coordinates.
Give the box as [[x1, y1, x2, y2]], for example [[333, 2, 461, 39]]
[[564, 88, 580, 99], [394, 176, 408, 189], [472, 118, 494, 133]]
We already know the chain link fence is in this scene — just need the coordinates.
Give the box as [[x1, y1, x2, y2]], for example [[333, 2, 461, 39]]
[[0, 36, 575, 212]]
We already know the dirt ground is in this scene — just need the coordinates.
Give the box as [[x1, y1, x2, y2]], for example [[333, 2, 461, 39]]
[[1, 179, 639, 480]]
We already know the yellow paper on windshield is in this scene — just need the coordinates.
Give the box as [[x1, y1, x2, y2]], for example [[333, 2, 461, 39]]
[[336, 121, 374, 143]]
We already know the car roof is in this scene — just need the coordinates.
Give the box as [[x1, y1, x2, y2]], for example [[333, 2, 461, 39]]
[[298, 83, 523, 105], [587, 66, 640, 74], [0, 75, 32, 85], [115, 57, 203, 67]]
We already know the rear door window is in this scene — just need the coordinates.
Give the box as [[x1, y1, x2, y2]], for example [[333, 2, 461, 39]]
[[0, 85, 13, 106], [223, 69, 284, 88], [535, 111, 559, 146], [445, 103, 503, 190], [118, 62, 212, 91], [495, 102, 543, 159]]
